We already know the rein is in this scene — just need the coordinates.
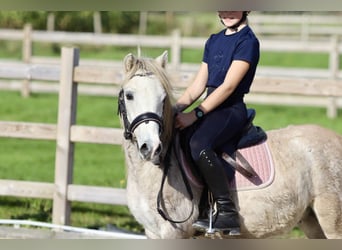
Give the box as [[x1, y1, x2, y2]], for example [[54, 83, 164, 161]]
[[156, 135, 195, 224]]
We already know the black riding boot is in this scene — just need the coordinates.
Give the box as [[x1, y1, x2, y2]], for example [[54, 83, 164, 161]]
[[192, 150, 240, 235]]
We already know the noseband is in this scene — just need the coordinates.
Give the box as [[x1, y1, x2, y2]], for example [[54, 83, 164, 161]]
[[117, 73, 164, 141]]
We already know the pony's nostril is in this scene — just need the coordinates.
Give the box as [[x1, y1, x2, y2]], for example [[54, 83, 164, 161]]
[[140, 142, 162, 161], [140, 143, 150, 159], [154, 144, 162, 156], [151, 144, 162, 165]]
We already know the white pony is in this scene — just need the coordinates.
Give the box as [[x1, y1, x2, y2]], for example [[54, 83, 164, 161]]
[[118, 51, 342, 239]]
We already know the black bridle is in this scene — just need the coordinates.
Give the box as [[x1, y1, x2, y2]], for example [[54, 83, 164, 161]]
[[118, 89, 163, 141]]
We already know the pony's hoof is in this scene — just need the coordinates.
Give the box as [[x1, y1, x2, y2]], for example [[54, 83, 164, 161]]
[[222, 227, 241, 236], [205, 227, 241, 238], [204, 231, 223, 239], [197, 227, 241, 238]]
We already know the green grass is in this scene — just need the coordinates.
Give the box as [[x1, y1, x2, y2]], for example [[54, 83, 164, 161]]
[[1, 40, 341, 70], [260, 51, 330, 69], [250, 104, 342, 134]]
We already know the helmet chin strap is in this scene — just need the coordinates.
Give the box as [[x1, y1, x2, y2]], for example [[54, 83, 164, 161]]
[[223, 11, 248, 32]]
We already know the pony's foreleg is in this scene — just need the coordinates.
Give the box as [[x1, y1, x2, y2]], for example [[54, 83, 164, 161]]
[[311, 193, 342, 239], [297, 207, 326, 239]]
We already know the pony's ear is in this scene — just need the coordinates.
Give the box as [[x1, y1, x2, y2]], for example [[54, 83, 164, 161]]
[[155, 51, 168, 68], [124, 53, 136, 73]]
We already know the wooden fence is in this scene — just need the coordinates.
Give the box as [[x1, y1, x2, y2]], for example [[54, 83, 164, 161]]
[[249, 13, 342, 40], [1, 46, 342, 226], [0, 48, 126, 226], [1, 25, 342, 117], [0, 24, 341, 77]]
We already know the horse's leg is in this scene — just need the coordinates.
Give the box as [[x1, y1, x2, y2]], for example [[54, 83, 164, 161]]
[[311, 194, 342, 239], [297, 207, 326, 239]]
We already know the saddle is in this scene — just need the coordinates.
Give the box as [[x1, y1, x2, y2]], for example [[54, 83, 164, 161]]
[[222, 109, 268, 178], [237, 109, 267, 149], [175, 108, 267, 185]]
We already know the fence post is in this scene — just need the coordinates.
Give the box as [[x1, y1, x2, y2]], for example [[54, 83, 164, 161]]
[[171, 29, 181, 70], [139, 11, 148, 35], [47, 12, 55, 31], [300, 14, 309, 41], [93, 11, 102, 34], [53, 47, 79, 225], [22, 23, 32, 97], [327, 35, 339, 118]]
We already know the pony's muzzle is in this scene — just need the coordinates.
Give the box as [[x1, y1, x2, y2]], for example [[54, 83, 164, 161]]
[[139, 141, 162, 163]]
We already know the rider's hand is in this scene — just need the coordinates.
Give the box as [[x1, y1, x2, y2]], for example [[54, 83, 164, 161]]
[[175, 111, 197, 130]]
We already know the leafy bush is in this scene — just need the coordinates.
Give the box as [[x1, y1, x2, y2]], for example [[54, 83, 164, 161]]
[[0, 11, 140, 33], [0, 11, 47, 29]]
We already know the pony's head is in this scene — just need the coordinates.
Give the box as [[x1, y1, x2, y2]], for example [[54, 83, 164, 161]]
[[118, 51, 174, 164]]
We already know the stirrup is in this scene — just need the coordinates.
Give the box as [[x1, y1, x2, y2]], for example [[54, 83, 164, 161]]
[[204, 192, 241, 237], [206, 194, 215, 234]]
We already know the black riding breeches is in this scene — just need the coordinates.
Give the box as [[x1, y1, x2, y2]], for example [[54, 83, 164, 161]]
[[181, 101, 247, 181]]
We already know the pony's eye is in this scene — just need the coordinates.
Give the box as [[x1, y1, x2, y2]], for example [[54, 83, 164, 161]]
[[125, 92, 134, 100]]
